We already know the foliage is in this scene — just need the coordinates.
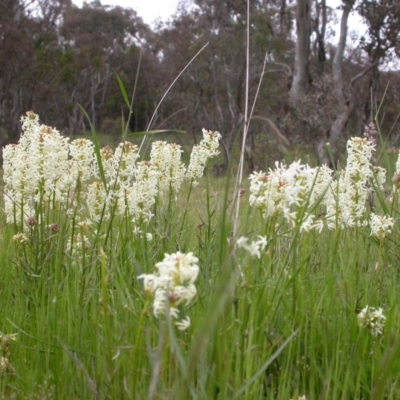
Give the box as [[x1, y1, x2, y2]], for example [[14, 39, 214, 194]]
[[1, 114, 400, 398], [1, 0, 399, 169]]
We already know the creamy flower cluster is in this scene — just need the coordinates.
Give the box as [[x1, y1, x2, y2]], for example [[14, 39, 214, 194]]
[[357, 306, 386, 337], [249, 161, 332, 233], [187, 129, 222, 185], [370, 213, 394, 239], [324, 138, 384, 229], [3, 112, 69, 225], [3, 113, 221, 230], [0, 333, 17, 373], [138, 252, 199, 330], [249, 137, 391, 235], [236, 236, 267, 259], [150, 141, 186, 193]]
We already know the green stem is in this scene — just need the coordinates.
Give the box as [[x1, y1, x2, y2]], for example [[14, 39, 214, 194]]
[[179, 181, 194, 236], [132, 297, 150, 395]]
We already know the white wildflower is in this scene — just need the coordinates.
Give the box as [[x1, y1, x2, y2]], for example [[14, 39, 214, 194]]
[[357, 306, 386, 337], [3, 112, 70, 227], [127, 161, 158, 222], [370, 213, 394, 239], [138, 251, 199, 329], [138, 273, 159, 293], [249, 161, 326, 232], [13, 233, 28, 244], [108, 141, 139, 184], [236, 236, 249, 248], [373, 166, 386, 190], [100, 145, 114, 181], [68, 138, 96, 183], [309, 164, 333, 204], [155, 252, 199, 285], [132, 227, 153, 242], [186, 129, 221, 185], [236, 235, 267, 259], [175, 316, 191, 331], [0, 357, 11, 373], [324, 137, 375, 229], [150, 141, 186, 193], [86, 181, 114, 223], [66, 234, 91, 257]]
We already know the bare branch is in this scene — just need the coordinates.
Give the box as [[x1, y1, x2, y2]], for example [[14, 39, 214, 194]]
[[351, 62, 379, 86], [270, 62, 292, 77], [251, 115, 291, 148]]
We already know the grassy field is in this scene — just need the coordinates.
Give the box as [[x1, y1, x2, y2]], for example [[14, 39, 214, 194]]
[[1, 114, 400, 399]]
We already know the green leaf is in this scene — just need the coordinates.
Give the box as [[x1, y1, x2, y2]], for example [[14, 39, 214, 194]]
[[233, 330, 298, 399], [114, 71, 131, 109]]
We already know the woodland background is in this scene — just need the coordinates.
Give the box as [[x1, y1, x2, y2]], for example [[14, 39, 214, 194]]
[[0, 0, 399, 170]]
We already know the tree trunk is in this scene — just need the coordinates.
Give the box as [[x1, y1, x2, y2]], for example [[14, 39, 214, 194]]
[[316, 0, 327, 72], [289, 0, 311, 103], [279, 0, 287, 36], [325, 0, 355, 162]]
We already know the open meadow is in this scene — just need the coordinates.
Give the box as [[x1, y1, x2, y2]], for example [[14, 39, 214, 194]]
[[1, 113, 400, 400]]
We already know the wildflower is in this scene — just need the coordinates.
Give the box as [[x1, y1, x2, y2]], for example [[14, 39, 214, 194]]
[[249, 161, 328, 232], [138, 251, 199, 330], [150, 141, 186, 193], [175, 316, 191, 331], [373, 166, 386, 190], [13, 233, 28, 244], [0, 357, 10, 373], [48, 223, 60, 233], [26, 216, 37, 227], [309, 164, 333, 204], [0, 333, 17, 373], [364, 122, 378, 145], [186, 129, 221, 185], [66, 234, 91, 257], [0, 333, 17, 353], [86, 181, 113, 223], [370, 213, 394, 239], [133, 227, 153, 242], [77, 220, 91, 231], [357, 306, 386, 337], [3, 112, 70, 227], [139, 273, 159, 293], [299, 214, 316, 233], [100, 145, 114, 180], [107, 141, 139, 184], [127, 161, 159, 222], [324, 137, 376, 229], [155, 252, 199, 286], [393, 172, 400, 190], [236, 235, 267, 259], [68, 138, 96, 183]]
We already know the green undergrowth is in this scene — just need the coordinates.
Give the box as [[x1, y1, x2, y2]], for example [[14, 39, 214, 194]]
[[1, 127, 400, 400]]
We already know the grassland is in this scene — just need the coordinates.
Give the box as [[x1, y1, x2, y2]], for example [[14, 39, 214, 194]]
[[1, 119, 400, 400]]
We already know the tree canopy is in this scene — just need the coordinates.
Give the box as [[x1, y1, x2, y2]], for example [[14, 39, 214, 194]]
[[0, 0, 399, 168]]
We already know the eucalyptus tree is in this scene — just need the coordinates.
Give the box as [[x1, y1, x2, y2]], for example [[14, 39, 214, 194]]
[[0, 0, 36, 145], [147, 0, 293, 171], [60, 2, 147, 132]]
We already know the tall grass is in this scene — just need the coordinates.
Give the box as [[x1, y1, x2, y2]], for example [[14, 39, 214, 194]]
[[1, 111, 400, 400]]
